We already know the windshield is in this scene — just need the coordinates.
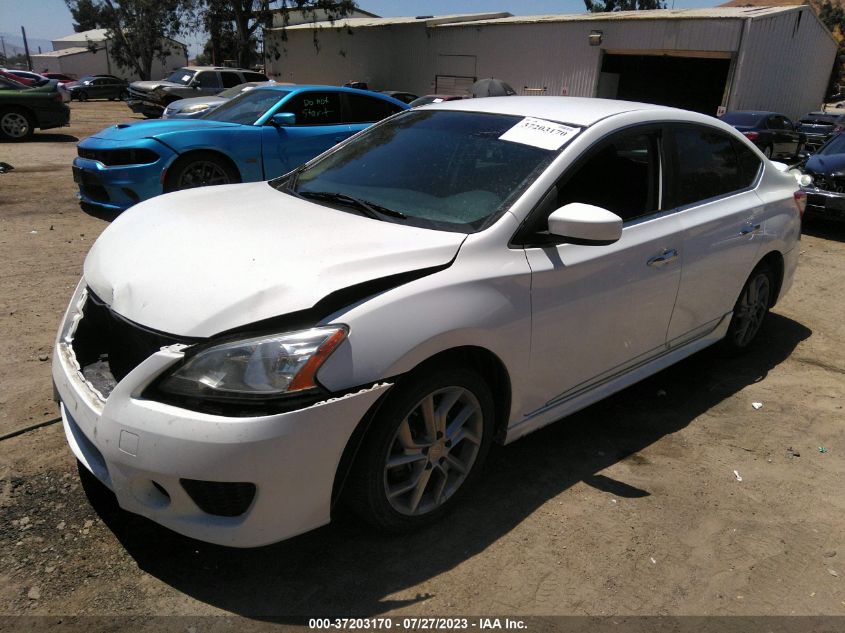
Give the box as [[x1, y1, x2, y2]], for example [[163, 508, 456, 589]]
[[281, 110, 561, 232], [720, 112, 765, 127], [201, 88, 289, 124], [165, 69, 196, 85]]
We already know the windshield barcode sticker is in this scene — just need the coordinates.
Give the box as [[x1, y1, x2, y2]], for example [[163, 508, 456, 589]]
[[499, 117, 579, 150]]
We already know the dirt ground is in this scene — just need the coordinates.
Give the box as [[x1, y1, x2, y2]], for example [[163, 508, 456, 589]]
[[1, 101, 844, 623]]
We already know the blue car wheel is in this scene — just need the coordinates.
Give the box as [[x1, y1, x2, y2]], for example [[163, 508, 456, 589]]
[[165, 152, 240, 193]]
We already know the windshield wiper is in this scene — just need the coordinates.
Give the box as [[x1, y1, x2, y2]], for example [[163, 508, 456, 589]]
[[299, 191, 407, 220]]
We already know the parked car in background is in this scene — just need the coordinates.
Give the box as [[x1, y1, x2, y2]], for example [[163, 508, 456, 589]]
[[67, 75, 129, 101], [0, 69, 37, 86], [54, 97, 802, 547], [796, 111, 845, 154], [380, 90, 418, 104], [162, 81, 278, 119], [73, 85, 408, 210], [0, 75, 70, 141], [3, 69, 45, 83], [127, 66, 269, 118], [797, 132, 845, 221], [42, 72, 77, 83], [409, 94, 464, 107], [719, 110, 802, 159]]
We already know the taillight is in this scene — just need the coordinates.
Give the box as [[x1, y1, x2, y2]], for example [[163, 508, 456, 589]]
[[794, 190, 807, 218], [834, 125, 843, 133], [52, 92, 63, 103], [743, 131, 759, 141]]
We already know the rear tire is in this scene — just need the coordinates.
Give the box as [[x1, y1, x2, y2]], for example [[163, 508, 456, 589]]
[[0, 107, 35, 141], [719, 262, 774, 356], [345, 366, 495, 533], [763, 144, 773, 159], [77, 90, 88, 102], [118, 90, 129, 101]]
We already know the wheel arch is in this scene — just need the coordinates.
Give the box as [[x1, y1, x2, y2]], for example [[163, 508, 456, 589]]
[[330, 344, 512, 509], [164, 148, 242, 191]]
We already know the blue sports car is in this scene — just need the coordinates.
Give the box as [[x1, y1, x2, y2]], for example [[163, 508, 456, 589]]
[[72, 85, 408, 211]]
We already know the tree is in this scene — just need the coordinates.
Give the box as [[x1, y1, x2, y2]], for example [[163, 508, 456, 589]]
[[199, 0, 357, 69], [818, 0, 845, 98], [584, 0, 664, 12], [69, 0, 106, 32], [65, 0, 192, 80]]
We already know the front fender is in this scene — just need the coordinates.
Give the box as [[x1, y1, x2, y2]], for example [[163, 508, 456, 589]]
[[158, 127, 265, 183], [317, 216, 533, 425]]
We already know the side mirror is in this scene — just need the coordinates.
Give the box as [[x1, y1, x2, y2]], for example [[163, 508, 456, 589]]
[[547, 203, 623, 245], [270, 112, 296, 127]]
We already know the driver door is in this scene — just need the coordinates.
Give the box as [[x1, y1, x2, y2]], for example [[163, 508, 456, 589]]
[[520, 128, 683, 415], [260, 91, 351, 178]]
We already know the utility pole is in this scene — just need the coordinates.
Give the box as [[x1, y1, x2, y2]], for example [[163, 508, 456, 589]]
[[21, 26, 32, 70], [1, 36, 7, 64]]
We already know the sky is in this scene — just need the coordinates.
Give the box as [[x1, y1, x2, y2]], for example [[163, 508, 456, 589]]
[[1, 0, 718, 57]]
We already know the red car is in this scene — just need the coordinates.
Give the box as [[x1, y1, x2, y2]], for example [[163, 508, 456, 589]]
[[0, 69, 36, 86], [42, 72, 77, 87]]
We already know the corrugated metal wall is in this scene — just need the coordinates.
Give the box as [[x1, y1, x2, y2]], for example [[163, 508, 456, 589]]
[[265, 11, 835, 115], [729, 8, 837, 119]]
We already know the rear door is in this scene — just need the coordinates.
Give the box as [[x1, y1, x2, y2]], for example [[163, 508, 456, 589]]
[[664, 124, 764, 346], [260, 90, 350, 178], [194, 71, 221, 96]]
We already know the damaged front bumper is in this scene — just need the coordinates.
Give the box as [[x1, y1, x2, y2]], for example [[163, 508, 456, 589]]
[[52, 281, 392, 547], [801, 185, 845, 221]]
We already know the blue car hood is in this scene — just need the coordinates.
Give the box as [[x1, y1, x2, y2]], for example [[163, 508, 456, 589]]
[[805, 153, 845, 176], [87, 119, 242, 143]]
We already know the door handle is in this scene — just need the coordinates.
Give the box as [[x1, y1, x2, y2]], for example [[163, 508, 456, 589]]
[[647, 249, 678, 267], [740, 223, 762, 236]]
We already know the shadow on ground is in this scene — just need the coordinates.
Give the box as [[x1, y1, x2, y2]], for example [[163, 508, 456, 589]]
[[80, 202, 121, 222], [80, 312, 811, 618], [25, 133, 79, 143]]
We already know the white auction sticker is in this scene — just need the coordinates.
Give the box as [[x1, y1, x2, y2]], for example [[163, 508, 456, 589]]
[[499, 117, 579, 150]]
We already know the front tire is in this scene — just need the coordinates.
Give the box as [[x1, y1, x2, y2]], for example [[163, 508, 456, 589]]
[[346, 367, 495, 533], [0, 107, 35, 141], [77, 90, 88, 102], [720, 263, 774, 355], [164, 152, 240, 192], [763, 144, 773, 159]]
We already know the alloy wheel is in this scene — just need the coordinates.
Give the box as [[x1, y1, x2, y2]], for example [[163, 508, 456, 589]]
[[1, 112, 30, 139], [176, 161, 232, 189], [732, 272, 770, 347], [383, 386, 484, 516]]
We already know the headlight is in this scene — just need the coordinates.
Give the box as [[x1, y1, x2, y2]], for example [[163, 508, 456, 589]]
[[179, 103, 212, 114], [788, 168, 813, 187], [157, 326, 347, 400]]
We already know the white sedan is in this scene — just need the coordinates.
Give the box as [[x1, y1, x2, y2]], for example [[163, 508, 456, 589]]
[[53, 97, 803, 547]]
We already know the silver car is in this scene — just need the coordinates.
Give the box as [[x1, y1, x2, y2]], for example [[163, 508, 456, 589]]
[[162, 81, 279, 119]]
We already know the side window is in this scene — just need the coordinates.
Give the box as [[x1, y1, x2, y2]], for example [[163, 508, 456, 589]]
[[671, 126, 746, 207], [555, 132, 661, 222], [194, 72, 220, 89], [244, 72, 269, 82], [283, 92, 342, 125], [777, 116, 793, 130], [220, 72, 241, 88], [343, 94, 404, 123], [733, 138, 762, 187]]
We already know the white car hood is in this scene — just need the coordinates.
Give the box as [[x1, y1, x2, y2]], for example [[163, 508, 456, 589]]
[[83, 183, 466, 337]]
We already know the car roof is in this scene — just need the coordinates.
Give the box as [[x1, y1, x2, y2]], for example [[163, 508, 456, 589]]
[[180, 66, 261, 72], [251, 84, 407, 100], [724, 110, 781, 117], [425, 96, 678, 127]]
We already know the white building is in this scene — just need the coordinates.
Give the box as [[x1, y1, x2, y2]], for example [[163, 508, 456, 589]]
[[32, 29, 188, 81], [264, 7, 837, 119]]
